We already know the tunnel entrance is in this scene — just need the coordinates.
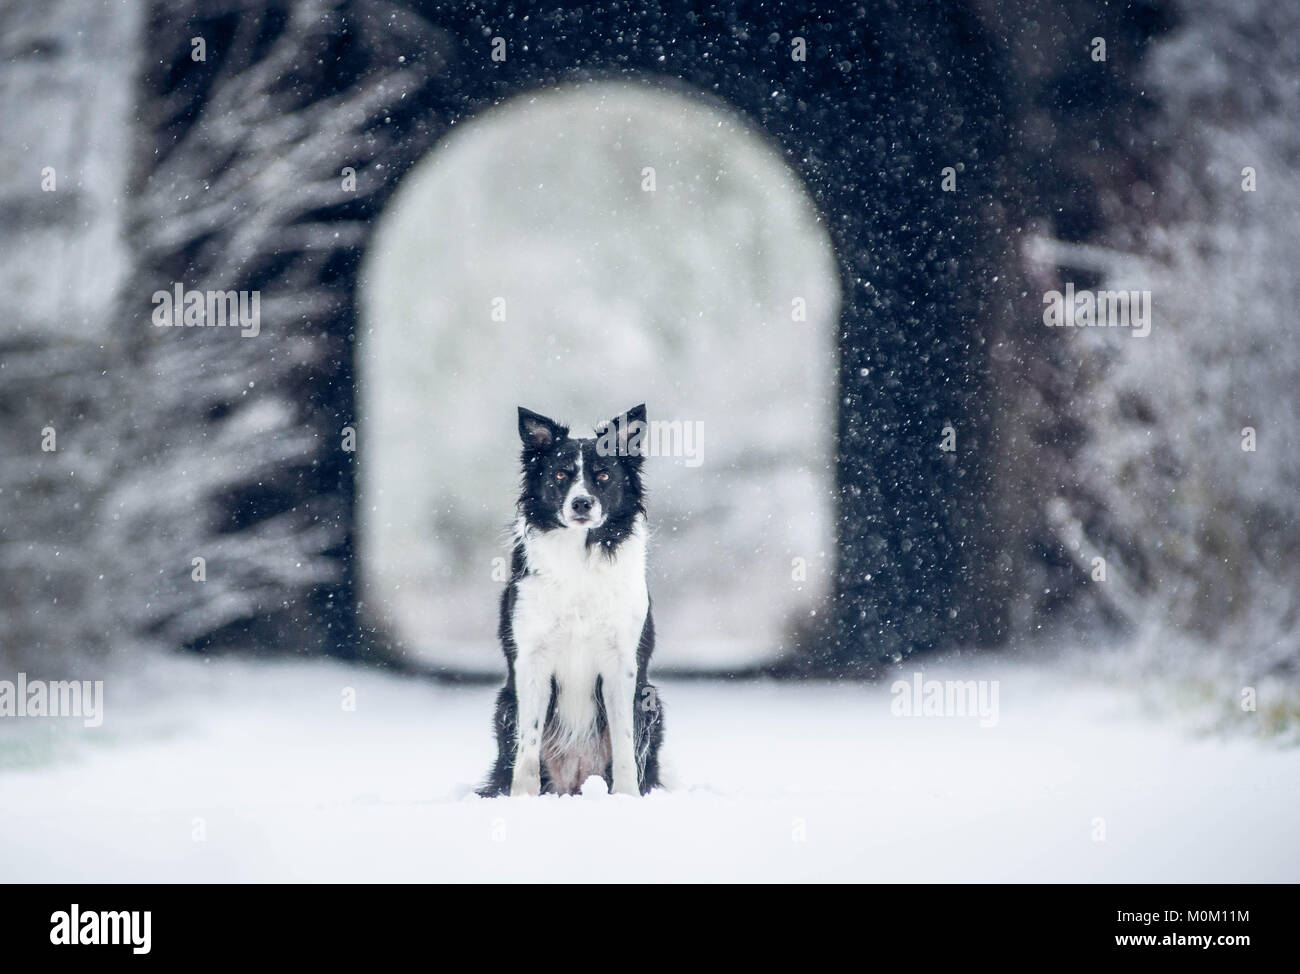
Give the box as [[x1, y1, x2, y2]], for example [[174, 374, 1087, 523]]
[[359, 82, 841, 672]]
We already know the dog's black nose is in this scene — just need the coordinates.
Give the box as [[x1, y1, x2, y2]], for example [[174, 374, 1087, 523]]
[[571, 496, 593, 515]]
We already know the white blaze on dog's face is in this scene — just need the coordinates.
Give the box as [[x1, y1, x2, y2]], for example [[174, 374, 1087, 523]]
[[558, 445, 603, 529], [516, 405, 646, 536]]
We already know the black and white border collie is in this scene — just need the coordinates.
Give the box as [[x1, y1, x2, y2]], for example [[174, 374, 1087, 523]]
[[479, 404, 664, 797]]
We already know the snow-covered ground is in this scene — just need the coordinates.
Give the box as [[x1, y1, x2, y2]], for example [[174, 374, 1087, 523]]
[[1, 655, 1297, 882]]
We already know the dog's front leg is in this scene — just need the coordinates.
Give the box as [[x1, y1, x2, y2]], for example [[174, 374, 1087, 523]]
[[511, 650, 548, 797], [602, 650, 640, 796]]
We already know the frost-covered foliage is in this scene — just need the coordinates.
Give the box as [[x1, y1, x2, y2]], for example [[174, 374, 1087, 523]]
[[102, 0, 444, 655], [0, 0, 143, 669], [1032, 0, 1300, 678], [1, 0, 443, 669]]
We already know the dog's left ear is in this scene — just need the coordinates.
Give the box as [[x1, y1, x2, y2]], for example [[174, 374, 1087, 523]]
[[619, 403, 647, 429], [597, 403, 647, 462]]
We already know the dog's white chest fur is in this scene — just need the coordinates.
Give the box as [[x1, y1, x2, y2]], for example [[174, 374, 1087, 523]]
[[512, 516, 649, 742]]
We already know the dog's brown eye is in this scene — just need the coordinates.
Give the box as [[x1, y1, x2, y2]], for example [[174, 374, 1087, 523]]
[[596, 471, 610, 482], [555, 471, 567, 481]]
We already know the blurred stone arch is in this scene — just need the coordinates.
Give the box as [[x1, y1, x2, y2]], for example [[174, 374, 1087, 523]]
[[100, 1, 1007, 670]]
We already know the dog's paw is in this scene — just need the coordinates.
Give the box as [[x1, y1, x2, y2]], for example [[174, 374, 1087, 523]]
[[610, 776, 640, 797], [510, 763, 541, 797]]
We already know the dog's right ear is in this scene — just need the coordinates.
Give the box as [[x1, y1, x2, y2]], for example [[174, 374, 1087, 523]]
[[518, 407, 566, 453]]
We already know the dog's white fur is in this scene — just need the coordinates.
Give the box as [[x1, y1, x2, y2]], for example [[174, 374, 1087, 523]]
[[508, 512, 649, 796]]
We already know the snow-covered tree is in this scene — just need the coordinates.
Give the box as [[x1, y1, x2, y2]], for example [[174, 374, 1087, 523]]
[[1, 0, 445, 668], [0, 0, 143, 669], [1012, 0, 1300, 678]]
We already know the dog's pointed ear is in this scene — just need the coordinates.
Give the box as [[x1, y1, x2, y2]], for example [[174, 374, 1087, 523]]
[[620, 403, 647, 429], [518, 407, 565, 452], [597, 403, 647, 461]]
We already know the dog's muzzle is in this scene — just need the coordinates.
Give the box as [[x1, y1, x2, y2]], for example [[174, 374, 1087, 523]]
[[564, 493, 602, 528]]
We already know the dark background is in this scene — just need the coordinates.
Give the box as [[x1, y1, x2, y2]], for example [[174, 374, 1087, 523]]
[[3, 0, 1296, 684]]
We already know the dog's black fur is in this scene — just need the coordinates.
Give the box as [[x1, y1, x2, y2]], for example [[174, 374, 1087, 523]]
[[478, 405, 664, 797]]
